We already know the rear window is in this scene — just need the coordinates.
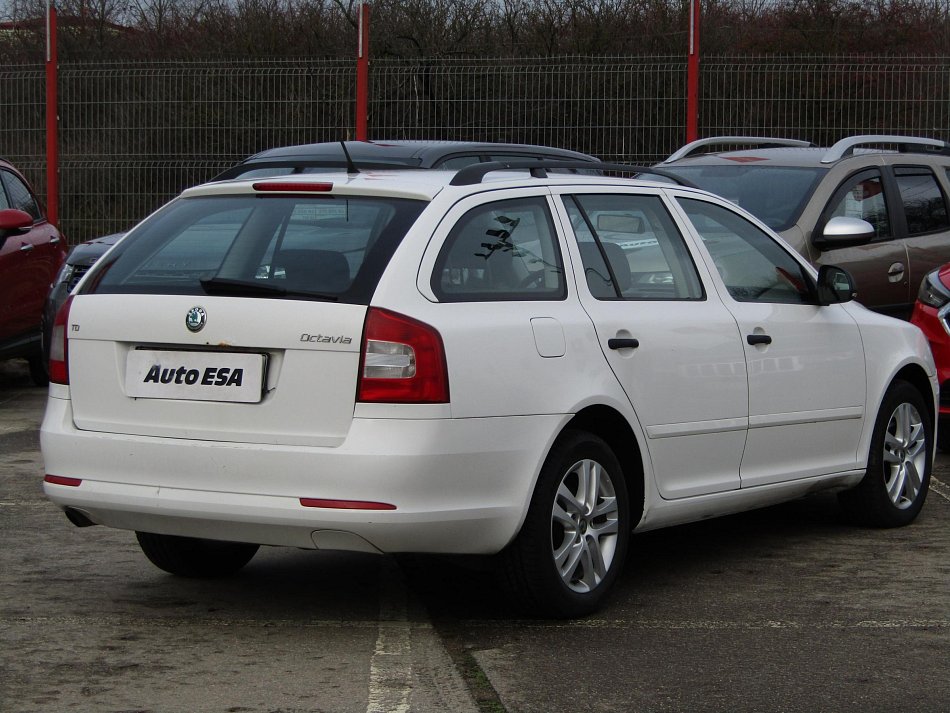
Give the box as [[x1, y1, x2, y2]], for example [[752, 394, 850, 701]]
[[662, 165, 825, 231], [83, 195, 426, 305]]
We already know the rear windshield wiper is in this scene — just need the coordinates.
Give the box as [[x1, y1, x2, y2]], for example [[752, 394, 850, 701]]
[[200, 277, 339, 301]]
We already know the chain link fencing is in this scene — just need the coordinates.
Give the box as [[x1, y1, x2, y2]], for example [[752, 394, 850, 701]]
[[2, 56, 948, 241]]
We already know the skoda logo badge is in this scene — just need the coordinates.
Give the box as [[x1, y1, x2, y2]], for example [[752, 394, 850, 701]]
[[185, 306, 207, 333]]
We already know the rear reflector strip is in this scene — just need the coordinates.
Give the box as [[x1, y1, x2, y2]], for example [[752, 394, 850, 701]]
[[44, 475, 82, 487], [299, 498, 396, 511], [253, 181, 333, 192]]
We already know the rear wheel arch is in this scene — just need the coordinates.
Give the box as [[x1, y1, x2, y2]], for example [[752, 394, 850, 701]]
[[564, 405, 645, 526]]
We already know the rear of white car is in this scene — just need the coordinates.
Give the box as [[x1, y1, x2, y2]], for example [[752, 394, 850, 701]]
[[41, 166, 938, 618], [41, 174, 562, 556]]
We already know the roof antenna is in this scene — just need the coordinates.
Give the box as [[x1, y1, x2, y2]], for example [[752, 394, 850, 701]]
[[340, 141, 360, 175]]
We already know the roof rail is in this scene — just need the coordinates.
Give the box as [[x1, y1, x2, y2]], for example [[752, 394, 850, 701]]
[[662, 136, 813, 163], [449, 160, 699, 188], [820, 135, 950, 164]]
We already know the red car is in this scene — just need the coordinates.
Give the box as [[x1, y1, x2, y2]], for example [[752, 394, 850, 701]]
[[0, 158, 67, 385], [911, 264, 950, 450]]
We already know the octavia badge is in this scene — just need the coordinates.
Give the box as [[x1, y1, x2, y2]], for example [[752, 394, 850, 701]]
[[185, 306, 207, 333]]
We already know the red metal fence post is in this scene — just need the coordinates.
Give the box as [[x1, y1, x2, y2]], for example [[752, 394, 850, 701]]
[[356, 2, 370, 141], [686, 0, 700, 144], [45, 1, 59, 225]]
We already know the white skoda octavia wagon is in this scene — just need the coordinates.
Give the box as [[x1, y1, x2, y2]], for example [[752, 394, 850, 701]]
[[41, 161, 938, 617]]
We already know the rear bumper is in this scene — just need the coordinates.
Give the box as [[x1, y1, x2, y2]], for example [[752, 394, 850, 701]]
[[41, 394, 561, 554]]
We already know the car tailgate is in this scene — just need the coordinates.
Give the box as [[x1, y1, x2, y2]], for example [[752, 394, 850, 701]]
[[66, 294, 365, 447]]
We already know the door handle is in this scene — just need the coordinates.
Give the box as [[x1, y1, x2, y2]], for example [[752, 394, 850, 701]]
[[19, 243, 34, 253], [747, 334, 772, 346], [50, 236, 60, 245], [887, 262, 905, 282], [608, 338, 640, 350]]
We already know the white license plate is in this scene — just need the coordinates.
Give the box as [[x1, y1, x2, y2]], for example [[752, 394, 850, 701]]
[[125, 349, 266, 403]]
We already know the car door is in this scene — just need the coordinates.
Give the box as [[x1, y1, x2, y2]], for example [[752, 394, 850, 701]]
[[892, 165, 950, 304], [676, 195, 867, 488], [552, 187, 749, 499]]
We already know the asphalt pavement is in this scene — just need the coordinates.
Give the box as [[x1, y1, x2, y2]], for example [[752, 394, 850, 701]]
[[1, 357, 947, 713]]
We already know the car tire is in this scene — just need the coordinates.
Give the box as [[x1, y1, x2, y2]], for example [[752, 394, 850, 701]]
[[838, 380, 932, 528], [135, 532, 259, 577], [500, 430, 629, 618]]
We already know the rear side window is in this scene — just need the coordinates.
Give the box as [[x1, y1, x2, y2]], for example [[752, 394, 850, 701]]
[[83, 195, 425, 305], [432, 196, 566, 301], [564, 193, 703, 301], [895, 167, 949, 236]]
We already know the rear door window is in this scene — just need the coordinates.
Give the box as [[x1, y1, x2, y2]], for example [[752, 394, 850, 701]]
[[83, 195, 425, 305], [564, 193, 703, 300], [894, 167, 950, 235]]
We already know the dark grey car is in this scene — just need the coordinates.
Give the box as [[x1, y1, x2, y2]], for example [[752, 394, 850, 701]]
[[658, 135, 950, 318]]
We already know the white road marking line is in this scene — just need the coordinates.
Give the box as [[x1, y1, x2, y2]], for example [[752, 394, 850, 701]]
[[930, 476, 950, 502], [366, 559, 412, 713]]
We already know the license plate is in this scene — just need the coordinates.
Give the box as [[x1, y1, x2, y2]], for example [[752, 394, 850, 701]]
[[126, 349, 266, 403]]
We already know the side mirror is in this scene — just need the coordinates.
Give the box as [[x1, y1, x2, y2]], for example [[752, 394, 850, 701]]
[[817, 264, 856, 305], [0, 208, 34, 242], [812, 216, 875, 251]]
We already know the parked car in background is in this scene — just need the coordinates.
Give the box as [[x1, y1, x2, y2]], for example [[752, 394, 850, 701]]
[[0, 158, 67, 385], [41, 141, 601, 366], [911, 264, 950, 450], [658, 135, 950, 318], [42, 232, 125, 367], [213, 139, 601, 180], [42, 159, 936, 617]]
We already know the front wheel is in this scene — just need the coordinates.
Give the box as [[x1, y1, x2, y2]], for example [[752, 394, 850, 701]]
[[839, 380, 932, 528], [501, 430, 630, 618], [136, 532, 259, 577]]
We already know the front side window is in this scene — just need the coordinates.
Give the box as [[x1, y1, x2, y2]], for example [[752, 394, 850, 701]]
[[564, 193, 703, 300], [0, 171, 10, 210], [1, 170, 40, 220], [679, 198, 816, 305], [895, 167, 949, 235], [84, 195, 425, 305], [825, 170, 890, 240], [433, 196, 565, 301]]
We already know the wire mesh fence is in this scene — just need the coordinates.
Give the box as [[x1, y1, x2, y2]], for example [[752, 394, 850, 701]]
[[2, 56, 949, 241]]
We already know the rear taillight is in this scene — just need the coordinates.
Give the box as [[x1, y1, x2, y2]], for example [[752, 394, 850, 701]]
[[357, 308, 449, 403], [49, 295, 73, 385]]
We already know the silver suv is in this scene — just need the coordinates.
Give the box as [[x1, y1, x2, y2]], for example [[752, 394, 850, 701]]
[[658, 135, 950, 318]]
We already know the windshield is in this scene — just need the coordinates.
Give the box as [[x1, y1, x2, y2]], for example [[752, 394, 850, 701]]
[[661, 165, 826, 231], [83, 194, 426, 305]]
